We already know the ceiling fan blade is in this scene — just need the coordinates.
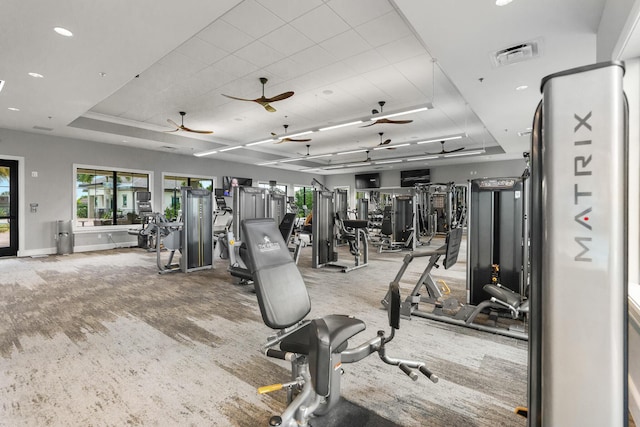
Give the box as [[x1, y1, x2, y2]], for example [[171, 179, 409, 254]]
[[167, 119, 180, 128], [377, 118, 413, 125], [262, 103, 277, 113], [382, 139, 391, 145], [164, 129, 180, 133], [443, 147, 465, 153], [263, 91, 294, 103], [359, 121, 377, 128], [182, 127, 213, 134], [425, 150, 443, 155], [360, 118, 413, 127], [274, 137, 312, 144], [222, 94, 255, 102]]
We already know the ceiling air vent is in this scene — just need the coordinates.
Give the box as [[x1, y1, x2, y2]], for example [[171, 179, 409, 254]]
[[491, 40, 540, 67]]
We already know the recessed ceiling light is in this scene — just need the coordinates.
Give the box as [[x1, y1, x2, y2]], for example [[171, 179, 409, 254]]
[[54, 27, 73, 37], [28, 72, 44, 78], [496, 0, 513, 5], [322, 90, 333, 95], [98, 72, 107, 77], [516, 85, 528, 91], [8, 107, 20, 111]]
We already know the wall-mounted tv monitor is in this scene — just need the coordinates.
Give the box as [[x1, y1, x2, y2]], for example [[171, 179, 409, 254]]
[[222, 176, 253, 196], [400, 169, 431, 187], [355, 173, 381, 190], [214, 188, 225, 197]]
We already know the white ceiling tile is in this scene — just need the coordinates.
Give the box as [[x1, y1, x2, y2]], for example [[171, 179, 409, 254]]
[[289, 45, 338, 75], [355, 11, 412, 47], [376, 35, 428, 64], [326, 0, 394, 27], [157, 50, 208, 76], [196, 20, 254, 53], [341, 49, 389, 74], [221, 0, 285, 39], [213, 55, 260, 82], [178, 36, 228, 66], [260, 24, 315, 56], [319, 30, 371, 61], [394, 55, 435, 99], [334, 76, 388, 103], [189, 65, 236, 94], [290, 4, 350, 43], [262, 57, 305, 80], [234, 40, 286, 68], [256, 0, 324, 22]]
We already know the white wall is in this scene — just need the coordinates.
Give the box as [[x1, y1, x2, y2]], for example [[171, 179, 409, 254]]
[[0, 128, 319, 255]]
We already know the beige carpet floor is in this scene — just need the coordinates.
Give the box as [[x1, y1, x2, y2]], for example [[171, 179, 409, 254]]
[[0, 236, 532, 426]]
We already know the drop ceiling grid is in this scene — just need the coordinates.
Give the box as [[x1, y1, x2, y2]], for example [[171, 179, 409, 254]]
[[324, 0, 395, 28], [220, 0, 285, 40], [255, 0, 324, 23]]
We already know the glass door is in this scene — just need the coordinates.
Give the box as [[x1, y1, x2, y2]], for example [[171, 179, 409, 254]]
[[0, 159, 18, 256]]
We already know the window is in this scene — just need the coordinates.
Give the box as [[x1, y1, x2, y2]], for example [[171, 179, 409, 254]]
[[163, 175, 214, 220], [76, 168, 149, 227], [257, 182, 287, 194], [293, 186, 314, 217]]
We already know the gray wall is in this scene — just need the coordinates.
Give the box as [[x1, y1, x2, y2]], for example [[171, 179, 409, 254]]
[[0, 128, 319, 255], [324, 158, 527, 207]]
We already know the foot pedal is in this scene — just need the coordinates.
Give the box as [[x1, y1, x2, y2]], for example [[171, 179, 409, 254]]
[[514, 406, 528, 418]]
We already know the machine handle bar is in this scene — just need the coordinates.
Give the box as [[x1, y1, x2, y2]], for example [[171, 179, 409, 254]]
[[419, 365, 439, 383], [399, 363, 419, 381], [265, 349, 290, 360]]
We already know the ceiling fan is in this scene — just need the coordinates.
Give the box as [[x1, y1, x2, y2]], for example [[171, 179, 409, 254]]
[[360, 101, 413, 127], [426, 140, 465, 155], [222, 77, 294, 112], [374, 132, 394, 149], [272, 124, 312, 144], [166, 111, 213, 134]]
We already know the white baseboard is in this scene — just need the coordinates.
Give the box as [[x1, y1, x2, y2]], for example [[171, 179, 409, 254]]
[[18, 248, 56, 257], [17, 243, 138, 257]]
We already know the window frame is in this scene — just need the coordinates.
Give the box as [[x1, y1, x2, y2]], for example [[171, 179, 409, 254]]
[[161, 172, 215, 220], [73, 164, 153, 232]]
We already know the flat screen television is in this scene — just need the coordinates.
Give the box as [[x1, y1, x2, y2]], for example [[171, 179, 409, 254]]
[[400, 169, 430, 187], [355, 173, 380, 190], [222, 176, 253, 196], [214, 188, 225, 197]]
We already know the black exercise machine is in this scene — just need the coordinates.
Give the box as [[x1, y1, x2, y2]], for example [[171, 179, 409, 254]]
[[381, 227, 528, 340], [241, 218, 437, 427]]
